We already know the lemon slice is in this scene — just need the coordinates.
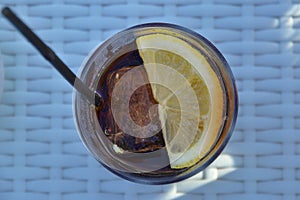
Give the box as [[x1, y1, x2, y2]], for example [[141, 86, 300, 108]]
[[136, 32, 224, 169]]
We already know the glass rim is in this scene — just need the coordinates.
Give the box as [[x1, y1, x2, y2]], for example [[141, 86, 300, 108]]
[[73, 22, 238, 185]]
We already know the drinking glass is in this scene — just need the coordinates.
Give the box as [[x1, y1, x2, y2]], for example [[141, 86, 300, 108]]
[[73, 23, 238, 184]]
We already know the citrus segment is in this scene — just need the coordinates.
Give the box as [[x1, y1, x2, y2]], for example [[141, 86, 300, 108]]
[[136, 33, 224, 169]]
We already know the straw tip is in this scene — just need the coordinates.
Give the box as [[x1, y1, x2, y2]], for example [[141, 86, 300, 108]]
[[1, 6, 11, 16], [94, 91, 103, 108]]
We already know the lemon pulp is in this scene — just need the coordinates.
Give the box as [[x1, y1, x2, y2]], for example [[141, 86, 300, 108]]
[[136, 32, 224, 169]]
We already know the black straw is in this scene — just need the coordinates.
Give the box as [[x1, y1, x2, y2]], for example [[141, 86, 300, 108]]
[[1, 7, 102, 107]]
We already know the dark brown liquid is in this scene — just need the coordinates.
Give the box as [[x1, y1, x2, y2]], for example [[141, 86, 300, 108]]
[[96, 50, 166, 152]]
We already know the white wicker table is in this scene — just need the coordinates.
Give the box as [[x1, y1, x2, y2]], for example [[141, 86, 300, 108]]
[[0, 1, 299, 199]]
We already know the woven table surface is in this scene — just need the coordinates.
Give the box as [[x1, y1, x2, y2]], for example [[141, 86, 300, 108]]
[[0, 0, 299, 199]]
